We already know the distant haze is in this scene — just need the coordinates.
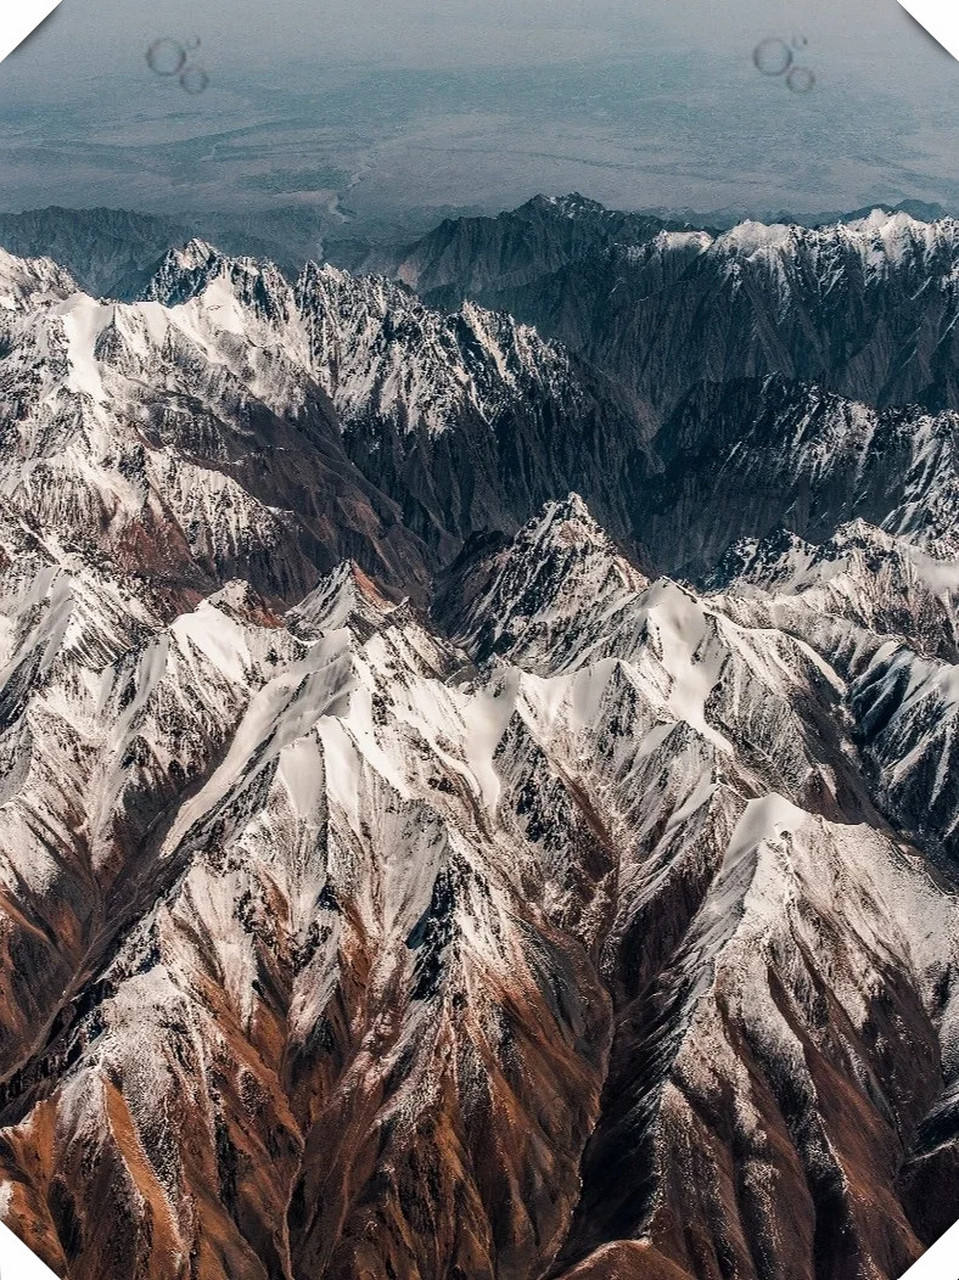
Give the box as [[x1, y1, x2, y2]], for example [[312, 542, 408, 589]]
[[1, 0, 957, 229]]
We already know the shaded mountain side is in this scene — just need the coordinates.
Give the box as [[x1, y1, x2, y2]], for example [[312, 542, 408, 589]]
[[390, 193, 692, 302], [0, 207, 194, 299], [644, 374, 959, 579], [393, 198, 959, 431]]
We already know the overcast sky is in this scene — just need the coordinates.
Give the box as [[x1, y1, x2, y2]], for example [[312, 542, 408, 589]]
[[0, 0, 957, 223]]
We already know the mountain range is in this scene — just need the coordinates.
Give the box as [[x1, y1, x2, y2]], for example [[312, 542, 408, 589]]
[[0, 194, 956, 1280], [393, 198, 959, 432]]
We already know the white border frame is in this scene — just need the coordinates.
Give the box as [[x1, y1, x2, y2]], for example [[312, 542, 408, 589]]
[[0, 1220, 60, 1279], [0, 0, 62, 65], [897, 0, 959, 60]]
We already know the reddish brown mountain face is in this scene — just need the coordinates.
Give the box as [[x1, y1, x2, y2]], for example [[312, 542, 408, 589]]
[[0, 223, 957, 1280]]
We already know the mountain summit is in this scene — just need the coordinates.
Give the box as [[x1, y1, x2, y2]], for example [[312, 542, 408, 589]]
[[0, 213, 956, 1279]]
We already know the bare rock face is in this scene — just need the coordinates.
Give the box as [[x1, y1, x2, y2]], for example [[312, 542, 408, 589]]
[[644, 374, 959, 579], [0, 236, 648, 608], [389, 194, 688, 306], [0, 231, 957, 1280], [398, 200, 959, 430]]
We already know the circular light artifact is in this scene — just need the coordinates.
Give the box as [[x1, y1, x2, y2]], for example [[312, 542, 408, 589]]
[[146, 38, 186, 76], [180, 66, 210, 95], [787, 66, 816, 94], [752, 37, 793, 76]]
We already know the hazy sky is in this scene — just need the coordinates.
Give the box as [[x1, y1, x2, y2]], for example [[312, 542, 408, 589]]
[[3, 0, 946, 74], [0, 0, 957, 226]]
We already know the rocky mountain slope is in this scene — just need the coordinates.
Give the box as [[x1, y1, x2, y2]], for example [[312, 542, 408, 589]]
[[389, 194, 690, 308], [646, 373, 959, 577], [292, 260, 644, 556], [397, 198, 959, 432], [0, 243, 431, 609], [0, 207, 328, 302], [0, 228, 956, 1280], [0, 235, 648, 601], [0, 487, 957, 1280], [0, 208, 194, 300]]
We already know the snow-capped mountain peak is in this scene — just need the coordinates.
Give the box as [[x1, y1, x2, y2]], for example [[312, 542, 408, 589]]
[[0, 246, 76, 312], [1, 212, 959, 1280]]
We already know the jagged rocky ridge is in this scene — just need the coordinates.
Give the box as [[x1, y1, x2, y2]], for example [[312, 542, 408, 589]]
[[646, 373, 959, 578], [396, 198, 959, 431], [0, 487, 957, 1280], [0, 207, 331, 301], [9, 229, 959, 597], [0, 228, 957, 1280], [17, 194, 959, 436], [0, 208, 198, 301], [0, 237, 648, 605], [389, 194, 691, 305]]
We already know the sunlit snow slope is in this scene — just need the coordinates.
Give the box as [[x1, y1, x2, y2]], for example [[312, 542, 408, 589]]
[[0, 223, 956, 1280]]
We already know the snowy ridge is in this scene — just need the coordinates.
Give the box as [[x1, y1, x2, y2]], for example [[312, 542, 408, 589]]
[[0, 245, 444, 607], [295, 262, 590, 440], [0, 478, 957, 1277], [0, 239, 650, 617], [396, 197, 959, 439], [0, 222, 958, 1280], [670, 207, 959, 279], [709, 520, 959, 660]]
